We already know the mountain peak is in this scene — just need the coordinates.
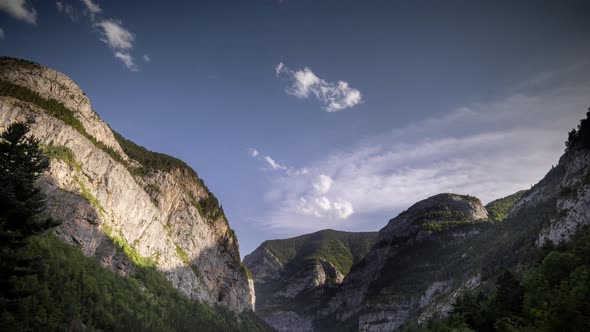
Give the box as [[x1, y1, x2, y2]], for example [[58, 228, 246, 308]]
[[0, 57, 128, 158], [380, 193, 488, 239], [0, 57, 254, 312]]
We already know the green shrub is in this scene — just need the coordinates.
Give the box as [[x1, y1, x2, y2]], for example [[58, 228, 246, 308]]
[[42, 144, 80, 172], [242, 264, 254, 280], [485, 190, 528, 222]]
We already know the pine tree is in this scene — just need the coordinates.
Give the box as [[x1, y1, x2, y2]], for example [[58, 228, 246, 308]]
[[495, 270, 524, 317], [0, 122, 59, 302]]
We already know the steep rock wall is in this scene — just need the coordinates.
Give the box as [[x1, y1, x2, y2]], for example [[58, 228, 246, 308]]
[[0, 58, 255, 312]]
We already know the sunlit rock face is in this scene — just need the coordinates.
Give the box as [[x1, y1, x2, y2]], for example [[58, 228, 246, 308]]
[[0, 57, 254, 312]]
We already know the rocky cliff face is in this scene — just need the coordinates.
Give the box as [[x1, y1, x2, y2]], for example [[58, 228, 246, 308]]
[[0, 57, 255, 312], [244, 229, 378, 331], [319, 194, 490, 331], [512, 147, 590, 246]]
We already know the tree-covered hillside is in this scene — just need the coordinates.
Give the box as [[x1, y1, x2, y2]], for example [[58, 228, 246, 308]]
[[262, 229, 378, 275], [485, 190, 528, 222], [403, 225, 590, 332], [1, 235, 271, 332]]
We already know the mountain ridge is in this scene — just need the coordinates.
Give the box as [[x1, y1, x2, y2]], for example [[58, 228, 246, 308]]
[[245, 122, 590, 331], [313, 112, 590, 331]]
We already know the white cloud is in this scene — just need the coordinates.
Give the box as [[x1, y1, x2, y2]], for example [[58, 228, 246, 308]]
[[54, 0, 143, 72], [249, 148, 308, 176], [0, 0, 37, 24], [294, 174, 354, 220], [257, 80, 590, 234], [96, 19, 134, 50], [95, 19, 141, 71], [0, 28, 4, 39], [333, 200, 354, 219], [296, 196, 354, 220], [276, 62, 362, 112], [263, 156, 282, 170], [275, 62, 284, 76], [56, 1, 78, 21], [81, 0, 101, 15], [289, 67, 321, 98], [313, 174, 333, 194], [250, 151, 354, 225], [249, 148, 259, 157], [114, 51, 137, 71]]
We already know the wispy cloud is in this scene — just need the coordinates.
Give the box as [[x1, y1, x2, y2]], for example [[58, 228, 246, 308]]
[[81, 0, 101, 16], [248, 148, 260, 158], [114, 51, 137, 71], [96, 19, 134, 50], [257, 77, 590, 234], [276, 62, 362, 112], [0, 0, 37, 24], [95, 19, 137, 71], [56, 1, 78, 21], [0, 28, 4, 39], [53, 1, 142, 72], [249, 148, 308, 176]]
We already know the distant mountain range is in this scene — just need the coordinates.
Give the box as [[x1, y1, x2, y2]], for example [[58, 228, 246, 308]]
[[244, 111, 590, 331]]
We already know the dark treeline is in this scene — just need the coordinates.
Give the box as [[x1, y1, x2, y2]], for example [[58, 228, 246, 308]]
[[403, 226, 590, 332]]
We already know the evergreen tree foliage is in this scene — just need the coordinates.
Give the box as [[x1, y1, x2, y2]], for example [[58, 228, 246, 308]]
[[565, 108, 590, 151], [0, 122, 57, 243], [0, 122, 57, 325], [0, 122, 59, 304], [413, 227, 590, 332]]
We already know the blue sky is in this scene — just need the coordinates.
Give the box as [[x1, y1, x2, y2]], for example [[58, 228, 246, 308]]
[[1, 0, 590, 256]]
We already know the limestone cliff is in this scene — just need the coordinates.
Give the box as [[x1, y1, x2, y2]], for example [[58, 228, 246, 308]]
[[0, 57, 255, 312], [511, 145, 590, 246]]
